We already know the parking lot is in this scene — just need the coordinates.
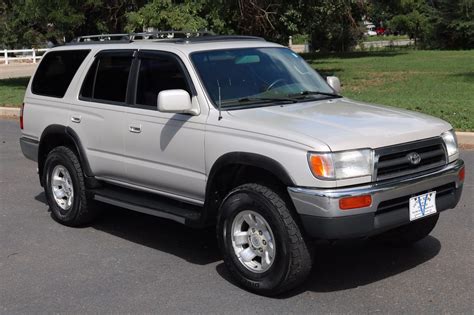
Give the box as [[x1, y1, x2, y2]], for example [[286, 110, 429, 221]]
[[1, 118, 473, 313]]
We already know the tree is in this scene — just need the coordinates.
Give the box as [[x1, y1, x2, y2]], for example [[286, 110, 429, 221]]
[[390, 9, 431, 45], [302, 1, 367, 52], [430, 0, 474, 49], [74, 0, 145, 37], [125, 0, 208, 32], [0, 0, 84, 47], [0, 0, 144, 48], [369, 0, 474, 49]]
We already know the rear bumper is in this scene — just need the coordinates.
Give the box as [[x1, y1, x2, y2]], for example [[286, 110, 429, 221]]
[[288, 159, 464, 239], [20, 137, 39, 162]]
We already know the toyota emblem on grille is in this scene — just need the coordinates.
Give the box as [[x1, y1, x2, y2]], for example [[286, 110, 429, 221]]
[[407, 152, 422, 165]]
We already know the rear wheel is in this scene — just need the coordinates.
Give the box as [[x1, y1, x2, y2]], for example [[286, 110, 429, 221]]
[[43, 146, 99, 226], [217, 183, 312, 296], [372, 214, 439, 247]]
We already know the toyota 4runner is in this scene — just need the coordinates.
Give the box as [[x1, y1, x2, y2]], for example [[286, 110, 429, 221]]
[[20, 32, 465, 296]]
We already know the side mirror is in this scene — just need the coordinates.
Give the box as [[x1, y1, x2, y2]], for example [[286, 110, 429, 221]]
[[157, 89, 198, 115], [326, 76, 341, 94]]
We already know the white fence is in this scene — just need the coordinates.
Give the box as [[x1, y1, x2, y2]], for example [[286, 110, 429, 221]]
[[1, 48, 49, 65]]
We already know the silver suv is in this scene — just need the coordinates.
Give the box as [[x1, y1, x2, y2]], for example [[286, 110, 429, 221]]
[[20, 33, 465, 296]]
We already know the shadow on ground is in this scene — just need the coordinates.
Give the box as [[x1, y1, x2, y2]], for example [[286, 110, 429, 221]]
[[35, 191, 220, 265], [452, 72, 474, 82], [35, 192, 441, 297], [216, 236, 440, 298]]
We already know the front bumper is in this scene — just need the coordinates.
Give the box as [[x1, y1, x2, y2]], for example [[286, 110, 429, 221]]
[[288, 159, 464, 239]]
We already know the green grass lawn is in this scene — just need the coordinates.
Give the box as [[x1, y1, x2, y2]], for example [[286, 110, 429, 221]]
[[303, 50, 474, 131], [363, 35, 409, 42], [1, 50, 473, 130], [0, 77, 29, 107]]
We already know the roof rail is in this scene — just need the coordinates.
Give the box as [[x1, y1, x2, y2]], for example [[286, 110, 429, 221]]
[[71, 31, 214, 43], [68, 32, 266, 45], [72, 33, 131, 43], [170, 35, 265, 44], [131, 31, 214, 40]]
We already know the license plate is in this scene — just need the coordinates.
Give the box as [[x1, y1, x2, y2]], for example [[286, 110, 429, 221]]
[[409, 191, 437, 221]]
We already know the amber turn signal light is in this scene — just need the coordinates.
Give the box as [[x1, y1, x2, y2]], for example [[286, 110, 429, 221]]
[[339, 195, 372, 210], [309, 154, 333, 178]]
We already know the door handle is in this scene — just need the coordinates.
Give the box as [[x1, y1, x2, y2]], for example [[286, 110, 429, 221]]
[[129, 125, 142, 133], [71, 116, 81, 123]]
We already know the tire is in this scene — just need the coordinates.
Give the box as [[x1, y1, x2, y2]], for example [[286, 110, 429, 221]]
[[43, 146, 98, 226], [372, 214, 439, 247], [217, 183, 312, 296]]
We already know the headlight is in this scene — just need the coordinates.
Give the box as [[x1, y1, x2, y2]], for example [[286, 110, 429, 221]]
[[441, 130, 459, 162], [308, 149, 374, 180]]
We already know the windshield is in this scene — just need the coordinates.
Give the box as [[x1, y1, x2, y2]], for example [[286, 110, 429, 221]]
[[191, 47, 339, 109]]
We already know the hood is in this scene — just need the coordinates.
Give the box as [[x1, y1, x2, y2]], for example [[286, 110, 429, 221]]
[[227, 98, 452, 151]]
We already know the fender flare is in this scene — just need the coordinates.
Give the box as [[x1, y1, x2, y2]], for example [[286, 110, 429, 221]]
[[38, 124, 93, 178], [200, 152, 296, 225], [205, 152, 295, 199]]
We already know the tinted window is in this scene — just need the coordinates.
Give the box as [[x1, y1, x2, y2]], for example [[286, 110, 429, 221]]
[[32, 50, 90, 98], [80, 59, 97, 99], [81, 53, 133, 103], [191, 48, 335, 108], [136, 55, 189, 107]]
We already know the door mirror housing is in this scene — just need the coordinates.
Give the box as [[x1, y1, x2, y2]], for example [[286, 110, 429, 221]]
[[326, 76, 341, 94], [157, 89, 199, 115]]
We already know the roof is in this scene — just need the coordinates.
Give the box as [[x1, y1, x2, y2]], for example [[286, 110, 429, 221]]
[[52, 33, 284, 54]]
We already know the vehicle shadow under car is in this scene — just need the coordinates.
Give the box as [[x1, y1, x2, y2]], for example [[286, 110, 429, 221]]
[[35, 192, 442, 297]]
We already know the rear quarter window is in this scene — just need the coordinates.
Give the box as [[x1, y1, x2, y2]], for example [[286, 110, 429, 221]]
[[32, 50, 90, 98]]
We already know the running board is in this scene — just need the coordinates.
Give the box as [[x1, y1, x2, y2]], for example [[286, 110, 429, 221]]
[[90, 184, 203, 226]]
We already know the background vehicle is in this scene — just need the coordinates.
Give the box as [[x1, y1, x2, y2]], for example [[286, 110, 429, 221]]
[[20, 32, 464, 296], [376, 27, 386, 36]]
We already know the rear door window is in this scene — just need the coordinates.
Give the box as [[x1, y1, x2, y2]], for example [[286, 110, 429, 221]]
[[32, 50, 90, 98], [80, 51, 134, 104]]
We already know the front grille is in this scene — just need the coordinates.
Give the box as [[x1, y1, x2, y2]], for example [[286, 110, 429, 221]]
[[377, 183, 456, 215], [375, 138, 447, 181]]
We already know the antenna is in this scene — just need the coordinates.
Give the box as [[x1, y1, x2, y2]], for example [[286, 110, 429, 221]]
[[217, 80, 222, 121]]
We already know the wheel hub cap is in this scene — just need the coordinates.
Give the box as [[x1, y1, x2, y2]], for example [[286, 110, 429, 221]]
[[250, 234, 261, 248], [50, 165, 74, 211], [230, 210, 276, 273]]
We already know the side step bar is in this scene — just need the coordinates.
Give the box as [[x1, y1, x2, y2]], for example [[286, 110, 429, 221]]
[[90, 184, 204, 227]]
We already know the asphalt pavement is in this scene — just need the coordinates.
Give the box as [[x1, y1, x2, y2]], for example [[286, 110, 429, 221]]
[[1, 119, 473, 313]]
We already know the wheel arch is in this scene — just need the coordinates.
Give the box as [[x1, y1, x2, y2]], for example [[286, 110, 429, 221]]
[[202, 152, 296, 225], [38, 125, 93, 184]]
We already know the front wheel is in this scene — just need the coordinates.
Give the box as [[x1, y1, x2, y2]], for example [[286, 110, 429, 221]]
[[217, 183, 312, 296]]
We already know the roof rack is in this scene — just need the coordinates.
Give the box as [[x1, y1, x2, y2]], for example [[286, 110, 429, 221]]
[[131, 31, 214, 41], [71, 31, 214, 43], [69, 32, 266, 45], [72, 33, 131, 43], [169, 35, 265, 44]]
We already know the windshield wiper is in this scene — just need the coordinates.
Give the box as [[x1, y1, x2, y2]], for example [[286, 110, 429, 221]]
[[288, 90, 341, 99], [222, 96, 298, 106]]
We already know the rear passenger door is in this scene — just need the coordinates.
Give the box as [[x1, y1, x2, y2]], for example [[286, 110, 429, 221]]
[[24, 50, 90, 141], [121, 50, 207, 204], [69, 50, 135, 181]]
